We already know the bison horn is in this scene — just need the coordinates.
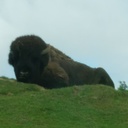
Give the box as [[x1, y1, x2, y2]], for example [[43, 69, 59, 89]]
[[10, 50, 13, 54], [41, 44, 50, 55]]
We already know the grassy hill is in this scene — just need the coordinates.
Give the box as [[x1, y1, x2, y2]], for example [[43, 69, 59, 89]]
[[0, 77, 128, 128]]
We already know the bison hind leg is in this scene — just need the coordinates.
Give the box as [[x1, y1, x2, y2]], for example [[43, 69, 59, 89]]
[[95, 67, 114, 88]]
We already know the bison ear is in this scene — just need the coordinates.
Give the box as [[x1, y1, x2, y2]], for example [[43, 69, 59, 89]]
[[41, 44, 50, 55], [8, 51, 14, 65], [40, 45, 50, 67]]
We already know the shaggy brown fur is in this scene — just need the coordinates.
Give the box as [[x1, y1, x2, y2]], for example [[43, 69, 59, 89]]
[[8, 35, 115, 88]]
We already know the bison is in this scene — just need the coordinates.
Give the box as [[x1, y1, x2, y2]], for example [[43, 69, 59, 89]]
[[8, 35, 115, 88]]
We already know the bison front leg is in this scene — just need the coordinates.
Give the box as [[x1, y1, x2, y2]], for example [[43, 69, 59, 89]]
[[41, 62, 69, 89], [94, 67, 114, 88]]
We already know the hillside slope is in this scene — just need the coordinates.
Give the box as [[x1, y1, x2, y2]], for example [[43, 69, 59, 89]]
[[0, 77, 128, 128]]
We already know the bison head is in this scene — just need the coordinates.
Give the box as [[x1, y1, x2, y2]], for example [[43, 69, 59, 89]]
[[8, 35, 50, 84]]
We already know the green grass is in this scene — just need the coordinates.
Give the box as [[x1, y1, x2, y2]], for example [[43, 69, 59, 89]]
[[0, 77, 128, 128]]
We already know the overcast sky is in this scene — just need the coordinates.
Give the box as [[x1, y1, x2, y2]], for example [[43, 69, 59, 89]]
[[0, 0, 128, 88]]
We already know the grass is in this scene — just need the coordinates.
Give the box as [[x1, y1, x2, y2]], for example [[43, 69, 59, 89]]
[[0, 77, 128, 128]]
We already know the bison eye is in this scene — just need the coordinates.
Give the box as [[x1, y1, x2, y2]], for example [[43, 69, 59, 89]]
[[13, 54, 19, 62]]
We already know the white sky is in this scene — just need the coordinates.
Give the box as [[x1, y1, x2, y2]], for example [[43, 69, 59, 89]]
[[0, 0, 128, 88]]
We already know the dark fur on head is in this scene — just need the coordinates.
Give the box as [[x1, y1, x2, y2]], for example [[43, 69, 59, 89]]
[[8, 35, 115, 88]]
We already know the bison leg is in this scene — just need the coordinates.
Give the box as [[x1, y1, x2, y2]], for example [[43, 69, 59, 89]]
[[94, 67, 114, 88], [41, 62, 69, 89]]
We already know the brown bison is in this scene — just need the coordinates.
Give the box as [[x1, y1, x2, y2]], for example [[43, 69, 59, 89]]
[[8, 35, 115, 88]]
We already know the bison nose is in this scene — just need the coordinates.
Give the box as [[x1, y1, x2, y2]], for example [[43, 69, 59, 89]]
[[20, 71, 29, 77]]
